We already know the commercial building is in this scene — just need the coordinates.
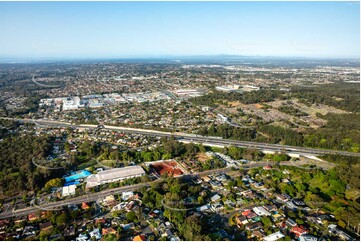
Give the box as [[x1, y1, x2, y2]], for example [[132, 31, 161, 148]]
[[242, 85, 260, 92], [62, 185, 76, 197], [85, 166, 145, 189], [147, 160, 185, 178], [216, 85, 241, 92], [217, 114, 230, 123], [62, 97, 81, 111], [173, 89, 205, 98]]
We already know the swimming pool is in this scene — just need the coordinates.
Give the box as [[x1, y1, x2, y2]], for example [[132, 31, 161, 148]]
[[64, 170, 92, 182]]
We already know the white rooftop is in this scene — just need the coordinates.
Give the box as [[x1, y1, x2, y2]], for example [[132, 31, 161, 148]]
[[62, 185, 76, 197], [263, 231, 284, 241], [86, 166, 145, 188]]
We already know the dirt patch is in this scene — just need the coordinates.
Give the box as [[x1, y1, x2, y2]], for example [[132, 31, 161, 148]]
[[266, 98, 347, 116], [332, 96, 344, 101], [196, 152, 210, 163], [255, 104, 264, 109], [219, 98, 346, 129], [228, 101, 242, 107]]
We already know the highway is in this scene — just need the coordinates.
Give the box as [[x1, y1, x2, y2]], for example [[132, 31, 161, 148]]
[[2, 117, 359, 157]]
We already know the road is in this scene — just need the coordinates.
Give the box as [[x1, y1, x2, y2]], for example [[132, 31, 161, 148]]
[[0, 159, 329, 220], [0, 167, 232, 219], [2, 117, 358, 157], [1, 161, 286, 220]]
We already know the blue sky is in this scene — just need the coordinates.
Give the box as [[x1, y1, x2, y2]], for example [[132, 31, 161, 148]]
[[0, 1, 359, 59]]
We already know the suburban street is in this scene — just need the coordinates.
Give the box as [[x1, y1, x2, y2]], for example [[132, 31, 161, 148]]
[[0, 167, 232, 219], [0, 160, 330, 220]]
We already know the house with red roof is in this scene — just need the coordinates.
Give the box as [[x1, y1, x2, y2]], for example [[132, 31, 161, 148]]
[[150, 160, 184, 177], [263, 165, 272, 170], [81, 202, 90, 210], [102, 228, 117, 236], [242, 210, 258, 219], [27, 213, 39, 222], [291, 225, 309, 237], [133, 234, 146, 241]]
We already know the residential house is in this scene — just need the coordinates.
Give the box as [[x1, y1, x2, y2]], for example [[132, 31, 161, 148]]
[[22, 226, 38, 237], [272, 213, 285, 222], [39, 221, 53, 231], [27, 213, 39, 222], [292, 199, 306, 207], [122, 191, 135, 201], [263, 231, 284, 241], [211, 194, 221, 202], [298, 234, 318, 241], [89, 228, 102, 240], [133, 234, 146, 241], [316, 214, 331, 225], [253, 206, 271, 216], [305, 216, 318, 225], [252, 230, 265, 240], [291, 225, 309, 237], [286, 218, 297, 228], [224, 200, 236, 208], [211, 202, 224, 212], [81, 202, 90, 210], [286, 201, 298, 211], [76, 234, 89, 241], [245, 222, 263, 231], [196, 204, 211, 213], [162, 229, 173, 239], [102, 228, 117, 236], [101, 195, 117, 207], [95, 218, 106, 225], [64, 227, 76, 237], [14, 216, 27, 225], [242, 210, 258, 219], [263, 204, 278, 212], [275, 194, 289, 203], [236, 215, 249, 226]]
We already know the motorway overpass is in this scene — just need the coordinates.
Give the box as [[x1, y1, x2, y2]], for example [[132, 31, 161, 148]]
[[2, 117, 359, 157]]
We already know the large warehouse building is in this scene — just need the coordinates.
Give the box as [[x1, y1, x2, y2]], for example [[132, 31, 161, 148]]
[[85, 166, 145, 189]]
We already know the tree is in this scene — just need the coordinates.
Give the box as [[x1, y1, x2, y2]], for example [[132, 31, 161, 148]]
[[199, 145, 206, 153], [228, 146, 242, 160], [109, 151, 119, 160], [261, 217, 272, 230], [103, 234, 116, 241], [142, 152, 154, 162], [56, 212, 69, 226], [304, 194, 324, 209], [181, 215, 202, 241], [126, 211, 137, 222], [70, 210, 79, 220], [185, 143, 198, 158], [338, 220, 347, 228], [162, 153, 172, 160], [45, 178, 63, 190]]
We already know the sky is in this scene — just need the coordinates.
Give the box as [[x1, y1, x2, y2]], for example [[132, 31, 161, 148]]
[[0, 1, 359, 59]]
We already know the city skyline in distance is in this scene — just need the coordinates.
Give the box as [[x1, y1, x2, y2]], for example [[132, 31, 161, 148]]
[[0, 1, 359, 59]]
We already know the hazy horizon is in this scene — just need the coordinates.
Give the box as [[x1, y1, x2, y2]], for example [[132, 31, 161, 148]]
[[0, 1, 359, 59]]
